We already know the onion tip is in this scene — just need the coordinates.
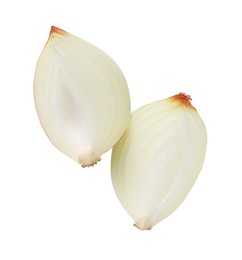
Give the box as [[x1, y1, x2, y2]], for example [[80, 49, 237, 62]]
[[133, 219, 153, 230], [170, 92, 196, 110], [78, 151, 101, 168], [49, 26, 67, 38]]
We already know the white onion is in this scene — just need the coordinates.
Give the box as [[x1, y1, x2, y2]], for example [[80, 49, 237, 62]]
[[34, 26, 131, 167], [111, 93, 207, 230]]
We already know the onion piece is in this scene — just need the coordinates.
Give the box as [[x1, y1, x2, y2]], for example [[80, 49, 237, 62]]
[[34, 26, 131, 167], [111, 93, 207, 230]]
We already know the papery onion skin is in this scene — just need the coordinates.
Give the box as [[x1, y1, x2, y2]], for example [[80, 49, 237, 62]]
[[34, 26, 131, 167], [111, 93, 207, 230]]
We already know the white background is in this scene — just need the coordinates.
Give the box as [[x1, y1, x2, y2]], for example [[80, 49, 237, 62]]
[[1, 0, 242, 259]]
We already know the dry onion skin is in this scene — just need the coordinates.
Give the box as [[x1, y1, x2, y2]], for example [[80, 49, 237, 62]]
[[34, 26, 131, 167], [111, 93, 207, 230]]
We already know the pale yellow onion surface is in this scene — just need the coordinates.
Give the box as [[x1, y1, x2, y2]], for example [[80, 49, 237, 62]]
[[34, 26, 130, 167], [111, 93, 207, 230]]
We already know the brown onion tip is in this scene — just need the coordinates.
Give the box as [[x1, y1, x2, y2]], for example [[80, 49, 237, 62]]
[[170, 92, 196, 110], [49, 26, 67, 38]]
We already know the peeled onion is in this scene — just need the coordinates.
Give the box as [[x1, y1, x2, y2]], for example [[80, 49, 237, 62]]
[[111, 93, 207, 230], [34, 26, 131, 167]]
